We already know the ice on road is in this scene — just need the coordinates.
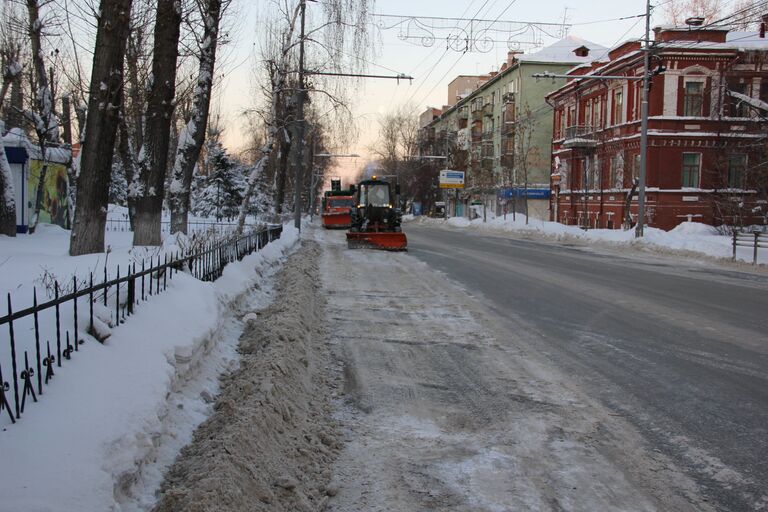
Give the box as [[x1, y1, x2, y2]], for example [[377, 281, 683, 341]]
[[316, 228, 710, 512]]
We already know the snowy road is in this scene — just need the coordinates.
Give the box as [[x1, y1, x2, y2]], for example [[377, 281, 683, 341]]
[[317, 228, 721, 511], [401, 225, 768, 511]]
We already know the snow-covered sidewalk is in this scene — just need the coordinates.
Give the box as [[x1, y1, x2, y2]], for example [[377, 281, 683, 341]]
[[0, 224, 300, 511], [405, 214, 767, 265]]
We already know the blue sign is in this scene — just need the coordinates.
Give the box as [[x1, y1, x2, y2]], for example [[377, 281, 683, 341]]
[[412, 202, 423, 216], [498, 188, 550, 200]]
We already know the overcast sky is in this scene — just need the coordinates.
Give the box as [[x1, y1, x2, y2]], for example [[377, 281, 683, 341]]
[[213, 0, 741, 180]]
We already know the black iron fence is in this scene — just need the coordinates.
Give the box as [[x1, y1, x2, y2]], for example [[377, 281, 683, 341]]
[[0, 225, 282, 426], [105, 218, 241, 236], [732, 230, 767, 264]]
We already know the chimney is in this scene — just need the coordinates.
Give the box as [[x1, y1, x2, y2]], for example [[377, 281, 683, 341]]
[[507, 51, 523, 65]]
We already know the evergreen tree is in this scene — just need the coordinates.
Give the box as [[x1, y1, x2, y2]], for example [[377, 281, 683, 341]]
[[192, 142, 244, 221]]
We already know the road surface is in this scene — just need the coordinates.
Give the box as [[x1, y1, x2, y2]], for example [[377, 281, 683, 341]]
[[319, 224, 767, 511], [403, 224, 768, 511], [317, 225, 767, 512]]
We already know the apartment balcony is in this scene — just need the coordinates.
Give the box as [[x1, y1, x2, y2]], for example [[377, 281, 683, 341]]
[[500, 153, 514, 169], [482, 102, 494, 117], [562, 125, 597, 149], [481, 158, 494, 171], [471, 128, 483, 142], [472, 108, 483, 122], [481, 130, 494, 141], [457, 108, 469, 120]]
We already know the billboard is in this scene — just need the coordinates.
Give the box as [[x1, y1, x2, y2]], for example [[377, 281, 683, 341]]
[[439, 170, 465, 189]]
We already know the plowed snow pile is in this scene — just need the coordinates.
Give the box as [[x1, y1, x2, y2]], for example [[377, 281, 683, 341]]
[[154, 241, 339, 511]]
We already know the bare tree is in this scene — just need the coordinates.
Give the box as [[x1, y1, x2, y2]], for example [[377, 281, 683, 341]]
[[69, 0, 134, 255], [514, 104, 540, 224], [664, 0, 722, 25], [169, 0, 224, 235], [235, 0, 373, 233], [130, 0, 183, 246], [24, 0, 60, 233]]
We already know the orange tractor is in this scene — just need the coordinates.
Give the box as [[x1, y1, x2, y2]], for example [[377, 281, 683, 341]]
[[321, 178, 354, 229], [346, 176, 407, 251]]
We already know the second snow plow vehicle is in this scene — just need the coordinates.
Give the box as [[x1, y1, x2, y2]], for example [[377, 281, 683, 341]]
[[321, 178, 354, 229], [346, 176, 407, 251]]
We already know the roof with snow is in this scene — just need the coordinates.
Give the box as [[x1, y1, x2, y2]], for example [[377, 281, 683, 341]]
[[517, 35, 607, 64], [2, 127, 71, 164]]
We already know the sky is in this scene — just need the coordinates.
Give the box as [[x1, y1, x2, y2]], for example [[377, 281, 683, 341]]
[[211, 0, 737, 181]]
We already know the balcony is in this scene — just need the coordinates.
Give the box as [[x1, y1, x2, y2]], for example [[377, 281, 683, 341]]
[[472, 108, 483, 122], [483, 102, 494, 117], [471, 127, 483, 142], [502, 92, 515, 103], [457, 108, 469, 120], [482, 130, 494, 141], [562, 125, 596, 149]]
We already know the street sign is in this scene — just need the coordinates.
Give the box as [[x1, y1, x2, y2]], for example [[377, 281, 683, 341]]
[[439, 170, 465, 189]]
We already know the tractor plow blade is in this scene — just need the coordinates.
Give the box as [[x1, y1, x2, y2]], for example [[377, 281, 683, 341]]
[[346, 231, 407, 251]]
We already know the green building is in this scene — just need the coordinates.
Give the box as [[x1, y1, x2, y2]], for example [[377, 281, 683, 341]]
[[419, 36, 605, 219]]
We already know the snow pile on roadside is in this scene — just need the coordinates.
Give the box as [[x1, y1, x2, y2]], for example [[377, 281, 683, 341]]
[[413, 214, 765, 264], [0, 224, 300, 512], [154, 240, 340, 512]]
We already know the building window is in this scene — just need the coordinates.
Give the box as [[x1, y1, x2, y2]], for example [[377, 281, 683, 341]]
[[631, 153, 640, 183], [610, 154, 623, 189], [683, 81, 704, 116], [682, 153, 701, 188], [728, 154, 746, 188], [613, 89, 623, 125], [730, 82, 748, 117]]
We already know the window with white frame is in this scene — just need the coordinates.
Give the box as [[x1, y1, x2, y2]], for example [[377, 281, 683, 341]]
[[683, 80, 705, 116], [613, 89, 623, 125]]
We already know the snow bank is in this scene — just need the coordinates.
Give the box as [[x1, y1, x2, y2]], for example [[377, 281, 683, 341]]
[[417, 215, 765, 264], [0, 224, 299, 512]]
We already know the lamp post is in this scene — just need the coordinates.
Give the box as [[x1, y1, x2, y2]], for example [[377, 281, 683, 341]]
[[309, 152, 360, 222]]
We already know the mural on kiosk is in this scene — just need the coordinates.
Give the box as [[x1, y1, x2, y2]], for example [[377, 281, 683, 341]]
[[27, 159, 70, 229]]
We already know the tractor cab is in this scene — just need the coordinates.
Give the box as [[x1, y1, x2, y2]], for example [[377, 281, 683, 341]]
[[346, 176, 407, 251]]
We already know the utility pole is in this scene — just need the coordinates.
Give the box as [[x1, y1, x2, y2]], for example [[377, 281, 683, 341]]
[[292, 0, 307, 231], [636, 0, 652, 237]]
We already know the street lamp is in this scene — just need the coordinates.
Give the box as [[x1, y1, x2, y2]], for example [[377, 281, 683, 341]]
[[309, 152, 361, 221]]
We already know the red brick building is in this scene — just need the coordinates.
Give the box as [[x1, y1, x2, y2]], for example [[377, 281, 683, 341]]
[[548, 26, 768, 231]]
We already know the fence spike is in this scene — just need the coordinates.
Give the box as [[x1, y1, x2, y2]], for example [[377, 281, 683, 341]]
[[73, 277, 80, 351], [7, 294, 20, 419], [54, 281, 61, 367], [33, 288, 42, 396]]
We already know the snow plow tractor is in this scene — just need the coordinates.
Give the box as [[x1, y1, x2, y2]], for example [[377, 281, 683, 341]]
[[346, 176, 407, 251], [321, 178, 354, 229]]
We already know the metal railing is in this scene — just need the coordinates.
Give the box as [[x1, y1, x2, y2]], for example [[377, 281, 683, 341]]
[[0, 225, 282, 426], [105, 218, 242, 236], [563, 125, 595, 139], [732, 230, 767, 264]]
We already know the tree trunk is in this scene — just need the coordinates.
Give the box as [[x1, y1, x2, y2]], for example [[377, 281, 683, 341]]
[[169, 0, 222, 235], [0, 122, 16, 237], [61, 96, 72, 145], [6, 78, 23, 130], [117, 104, 137, 229], [275, 133, 290, 214], [26, 0, 52, 234], [131, 0, 182, 246], [69, 0, 133, 255]]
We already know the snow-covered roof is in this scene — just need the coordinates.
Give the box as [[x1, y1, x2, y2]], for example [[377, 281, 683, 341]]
[[657, 30, 768, 51], [517, 35, 607, 64], [2, 127, 71, 164]]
